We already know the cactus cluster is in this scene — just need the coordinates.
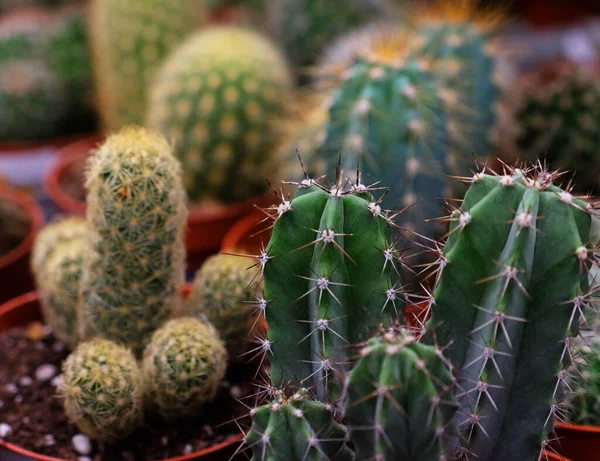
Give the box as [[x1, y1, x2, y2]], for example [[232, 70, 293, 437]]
[[90, 0, 199, 131], [567, 336, 600, 426], [186, 253, 263, 358], [59, 339, 145, 443], [147, 26, 294, 205], [142, 317, 228, 421]]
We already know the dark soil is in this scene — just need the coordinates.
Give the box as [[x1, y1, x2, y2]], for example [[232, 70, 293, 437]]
[[0, 198, 30, 257], [0, 323, 255, 461]]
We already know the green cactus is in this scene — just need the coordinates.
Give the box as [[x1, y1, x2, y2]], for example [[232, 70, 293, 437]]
[[266, 0, 387, 71], [39, 239, 86, 349], [344, 330, 457, 461], [80, 126, 188, 355], [142, 317, 228, 421], [246, 389, 353, 461], [147, 26, 294, 205], [0, 10, 46, 63], [262, 169, 402, 400], [59, 338, 144, 442], [426, 164, 594, 460], [500, 60, 600, 192], [186, 253, 264, 358], [567, 335, 600, 426], [90, 0, 200, 131], [0, 60, 68, 140]]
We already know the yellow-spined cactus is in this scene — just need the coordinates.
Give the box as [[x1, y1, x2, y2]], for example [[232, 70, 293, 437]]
[[59, 339, 144, 442], [142, 317, 228, 421]]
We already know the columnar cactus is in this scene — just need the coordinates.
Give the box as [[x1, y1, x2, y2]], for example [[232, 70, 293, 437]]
[[263, 170, 402, 400], [147, 26, 294, 205], [246, 389, 353, 461], [59, 339, 144, 442], [426, 164, 595, 460], [90, 0, 199, 131], [80, 126, 188, 355], [499, 60, 600, 192], [142, 317, 228, 421], [344, 330, 457, 461], [186, 253, 264, 358]]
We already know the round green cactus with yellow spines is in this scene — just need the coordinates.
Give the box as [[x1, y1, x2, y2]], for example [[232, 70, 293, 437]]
[[91, 0, 201, 131], [147, 26, 294, 205], [142, 317, 228, 421], [80, 126, 188, 355], [186, 253, 264, 358], [59, 339, 144, 442], [39, 239, 87, 349]]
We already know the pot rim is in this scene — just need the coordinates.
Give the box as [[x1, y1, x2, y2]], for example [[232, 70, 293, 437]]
[[0, 132, 96, 155], [0, 189, 44, 270], [220, 208, 264, 252], [188, 194, 269, 224], [554, 420, 600, 434], [0, 289, 245, 461]]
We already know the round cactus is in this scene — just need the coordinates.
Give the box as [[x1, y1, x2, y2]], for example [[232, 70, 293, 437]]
[[0, 9, 46, 63], [39, 239, 86, 349], [186, 253, 264, 358], [568, 337, 600, 426], [147, 26, 294, 205], [90, 0, 200, 131], [0, 60, 68, 140], [59, 339, 144, 442], [142, 317, 228, 421], [80, 126, 188, 355]]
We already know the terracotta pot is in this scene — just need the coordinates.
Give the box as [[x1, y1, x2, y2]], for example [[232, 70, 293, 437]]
[[0, 133, 95, 157], [221, 208, 270, 254], [523, 0, 600, 28], [544, 451, 574, 461], [552, 422, 600, 461], [0, 189, 44, 305], [0, 289, 245, 461]]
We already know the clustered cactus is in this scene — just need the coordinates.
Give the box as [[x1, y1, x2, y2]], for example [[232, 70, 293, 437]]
[[147, 26, 294, 205]]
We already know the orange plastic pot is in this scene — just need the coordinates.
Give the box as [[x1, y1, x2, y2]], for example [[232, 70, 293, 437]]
[[0, 289, 245, 461], [552, 422, 600, 461], [0, 188, 44, 304]]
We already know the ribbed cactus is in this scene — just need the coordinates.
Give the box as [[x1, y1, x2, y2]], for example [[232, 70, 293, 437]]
[[246, 389, 353, 461], [426, 164, 594, 460], [142, 317, 228, 421], [147, 26, 294, 205], [80, 126, 187, 355], [186, 253, 264, 358], [59, 339, 144, 442], [500, 60, 600, 192], [90, 0, 200, 131], [263, 169, 402, 400], [568, 336, 600, 426], [344, 330, 457, 461]]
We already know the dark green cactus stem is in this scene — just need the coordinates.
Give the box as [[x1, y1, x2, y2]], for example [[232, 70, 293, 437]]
[[263, 171, 402, 400], [345, 330, 457, 461], [426, 165, 594, 460], [245, 389, 352, 461]]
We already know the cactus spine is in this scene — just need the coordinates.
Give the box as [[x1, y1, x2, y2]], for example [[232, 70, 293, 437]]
[[186, 253, 263, 358], [147, 26, 294, 205], [568, 336, 600, 426], [90, 0, 199, 131], [80, 126, 187, 355], [426, 165, 594, 460], [142, 317, 228, 421], [60, 339, 144, 442]]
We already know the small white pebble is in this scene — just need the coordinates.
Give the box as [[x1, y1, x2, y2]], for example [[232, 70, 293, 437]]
[[53, 342, 65, 352], [43, 434, 56, 446], [19, 376, 33, 387], [42, 325, 53, 335], [78, 457, 92, 461], [51, 375, 63, 387], [183, 444, 193, 455], [0, 400, 4, 409], [35, 364, 58, 382], [14, 395, 23, 404], [230, 385, 242, 399], [72, 434, 92, 455], [203, 425, 214, 437], [0, 423, 12, 438], [4, 383, 17, 394], [161, 436, 168, 446]]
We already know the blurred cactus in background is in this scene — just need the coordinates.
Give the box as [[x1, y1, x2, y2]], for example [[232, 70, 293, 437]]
[[568, 335, 600, 426]]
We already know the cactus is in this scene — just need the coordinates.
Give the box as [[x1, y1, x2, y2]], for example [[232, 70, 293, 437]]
[[425, 164, 594, 460], [246, 389, 353, 461], [147, 26, 294, 205], [344, 330, 457, 461], [262, 169, 402, 400], [142, 317, 228, 421], [39, 239, 87, 349], [90, 0, 200, 131], [567, 335, 600, 426], [59, 339, 144, 442], [80, 126, 188, 355], [0, 10, 46, 63], [186, 253, 264, 358], [499, 60, 600, 192]]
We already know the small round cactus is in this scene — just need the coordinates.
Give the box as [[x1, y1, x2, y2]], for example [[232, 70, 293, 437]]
[[186, 253, 263, 358], [147, 26, 294, 205], [142, 317, 228, 421], [59, 339, 144, 442]]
